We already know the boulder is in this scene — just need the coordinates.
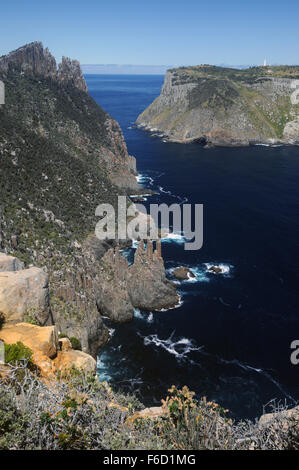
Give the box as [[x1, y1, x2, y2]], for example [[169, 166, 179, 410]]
[[208, 265, 223, 274], [0, 252, 24, 272], [0, 322, 58, 358], [259, 406, 299, 428], [0, 267, 49, 324], [58, 337, 72, 351], [53, 350, 96, 376], [137, 406, 168, 419], [173, 266, 195, 281], [127, 406, 168, 425]]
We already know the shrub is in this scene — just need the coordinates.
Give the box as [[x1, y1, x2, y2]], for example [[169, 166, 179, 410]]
[[4, 342, 33, 366], [0, 365, 297, 450], [0, 391, 31, 449], [69, 337, 82, 351]]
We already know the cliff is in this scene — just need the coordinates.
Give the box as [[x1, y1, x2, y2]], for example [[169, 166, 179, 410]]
[[0, 42, 142, 354], [137, 65, 299, 146], [0, 42, 175, 356]]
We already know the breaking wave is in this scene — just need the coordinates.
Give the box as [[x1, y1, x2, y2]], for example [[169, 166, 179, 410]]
[[136, 173, 154, 186], [140, 331, 203, 360]]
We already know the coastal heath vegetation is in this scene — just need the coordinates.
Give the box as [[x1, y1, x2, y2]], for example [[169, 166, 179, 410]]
[[0, 362, 298, 450]]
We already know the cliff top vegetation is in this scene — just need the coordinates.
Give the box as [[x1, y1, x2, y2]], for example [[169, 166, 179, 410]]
[[169, 64, 299, 85]]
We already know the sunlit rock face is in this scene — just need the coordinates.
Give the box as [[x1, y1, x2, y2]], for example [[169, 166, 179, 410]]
[[137, 66, 299, 147]]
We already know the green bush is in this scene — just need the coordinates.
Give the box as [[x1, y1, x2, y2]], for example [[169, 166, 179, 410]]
[[4, 342, 33, 366], [69, 337, 82, 351]]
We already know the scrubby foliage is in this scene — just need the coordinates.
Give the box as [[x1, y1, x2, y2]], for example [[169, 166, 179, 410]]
[[69, 337, 82, 351], [172, 64, 299, 85], [4, 342, 33, 366], [0, 365, 297, 450]]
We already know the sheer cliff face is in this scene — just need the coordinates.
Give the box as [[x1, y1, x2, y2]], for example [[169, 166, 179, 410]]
[[137, 66, 299, 146], [0, 42, 140, 353]]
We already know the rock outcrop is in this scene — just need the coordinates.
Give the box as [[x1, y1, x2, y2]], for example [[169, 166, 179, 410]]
[[57, 56, 88, 92], [172, 266, 195, 281], [95, 241, 178, 322], [0, 254, 49, 325], [137, 65, 299, 146], [0, 252, 24, 272], [0, 42, 87, 92], [53, 349, 96, 376], [127, 406, 168, 425], [259, 405, 299, 428], [0, 322, 96, 377], [128, 241, 179, 311], [0, 323, 58, 358]]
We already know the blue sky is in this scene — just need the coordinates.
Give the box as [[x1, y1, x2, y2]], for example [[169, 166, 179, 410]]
[[1, 0, 299, 66]]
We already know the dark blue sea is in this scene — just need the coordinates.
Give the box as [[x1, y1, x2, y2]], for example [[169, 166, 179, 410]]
[[85, 74, 299, 420]]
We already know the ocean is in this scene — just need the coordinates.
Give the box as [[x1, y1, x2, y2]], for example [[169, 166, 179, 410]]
[[85, 74, 299, 420]]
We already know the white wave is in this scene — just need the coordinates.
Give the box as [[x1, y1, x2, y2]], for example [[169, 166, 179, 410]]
[[108, 328, 115, 337], [134, 308, 143, 319], [161, 231, 187, 245], [147, 312, 154, 323], [97, 353, 112, 382], [131, 239, 139, 249], [141, 332, 203, 360], [136, 174, 154, 186], [158, 185, 173, 195], [156, 292, 184, 311], [134, 308, 154, 323], [157, 186, 188, 205]]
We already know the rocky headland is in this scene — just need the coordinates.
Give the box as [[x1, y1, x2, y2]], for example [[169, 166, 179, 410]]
[[0, 42, 178, 357], [137, 65, 299, 147]]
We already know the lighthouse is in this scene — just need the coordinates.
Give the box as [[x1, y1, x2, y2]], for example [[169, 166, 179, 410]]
[[263, 58, 267, 67]]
